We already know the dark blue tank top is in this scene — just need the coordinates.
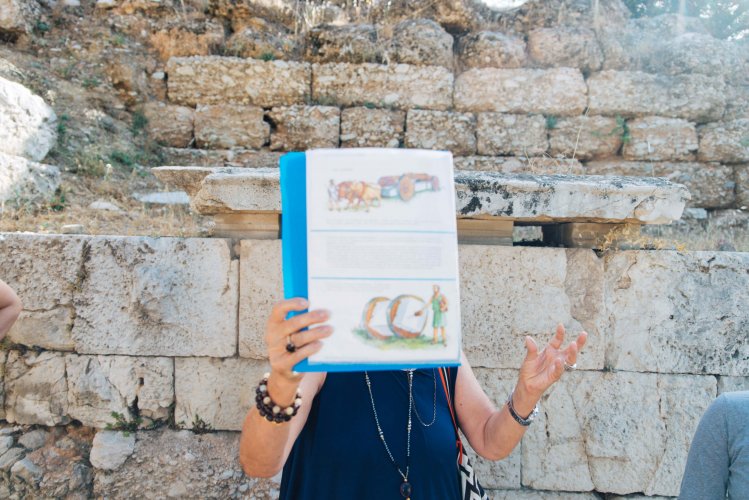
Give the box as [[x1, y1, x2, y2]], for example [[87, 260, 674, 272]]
[[280, 368, 462, 500]]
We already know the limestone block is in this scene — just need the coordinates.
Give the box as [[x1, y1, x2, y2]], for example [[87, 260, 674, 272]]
[[405, 110, 476, 156], [0, 0, 37, 36], [0, 351, 5, 420], [175, 357, 269, 431], [195, 104, 269, 149], [472, 368, 521, 489], [239, 240, 282, 359], [548, 116, 622, 160], [159, 149, 281, 169], [604, 251, 749, 376], [718, 377, 749, 393], [527, 27, 602, 72], [459, 247, 604, 370], [72, 236, 238, 357], [737, 166, 749, 208], [166, 56, 310, 107], [490, 492, 600, 499], [455, 68, 586, 116], [66, 355, 174, 428], [0, 151, 60, 207], [583, 161, 735, 209], [457, 31, 526, 69], [522, 371, 715, 495], [93, 429, 279, 498], [724, 85, 749, 121], [698, 119, 749, 163], [390, 19, 454, 68], [476, 113, 548, 156], [313, 62, 453, 111], [623, 117, 698, 162], [305, 24, 381, 63], [190, 168, 282, 214], [89, 431, 134, 470], [149, 25, 225, 62], [0, 76, 57, 162], [268, 106, 339, 151], [340, 107, 404, 148], [5, 351, 69, 426], [142, 103, 194, 148], [455, 156, 583, 175], [0, 233, 84, 350], [587, 71, 726, 122]]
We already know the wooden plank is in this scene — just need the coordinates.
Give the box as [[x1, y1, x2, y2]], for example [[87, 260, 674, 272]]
[[457, 219, 513, 246], [211, 213, 280, 239], [543, 223, 642, 249]]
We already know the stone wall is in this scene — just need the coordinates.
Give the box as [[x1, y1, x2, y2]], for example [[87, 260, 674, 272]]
[[0, 232, 747, 498]]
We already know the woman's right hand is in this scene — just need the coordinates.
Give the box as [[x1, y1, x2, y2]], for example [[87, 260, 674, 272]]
[[264, 298, 332, 403]]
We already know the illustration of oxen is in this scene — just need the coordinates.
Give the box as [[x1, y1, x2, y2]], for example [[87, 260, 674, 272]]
[[337, 181, 382, 211]]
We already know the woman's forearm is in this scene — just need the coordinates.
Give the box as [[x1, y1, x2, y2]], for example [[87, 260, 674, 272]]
[[480, 387, 539, 460]]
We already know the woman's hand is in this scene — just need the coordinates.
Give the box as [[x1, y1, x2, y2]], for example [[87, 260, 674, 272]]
[[513, 324, 587, 413], [264, 298, 332, 404]]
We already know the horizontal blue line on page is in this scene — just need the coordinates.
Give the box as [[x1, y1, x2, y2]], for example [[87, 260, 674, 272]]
[[309, 229, 456, 234], [309, 277, 457, 281]]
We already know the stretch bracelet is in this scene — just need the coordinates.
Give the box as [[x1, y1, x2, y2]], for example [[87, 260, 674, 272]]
[[255, 373, 303, 423]]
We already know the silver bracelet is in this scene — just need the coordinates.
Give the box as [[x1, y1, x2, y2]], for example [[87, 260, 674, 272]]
[[506, 391, 539, 426]]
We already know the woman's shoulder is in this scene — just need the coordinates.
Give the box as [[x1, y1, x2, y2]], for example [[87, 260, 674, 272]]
[[710, 391, 749, 430]]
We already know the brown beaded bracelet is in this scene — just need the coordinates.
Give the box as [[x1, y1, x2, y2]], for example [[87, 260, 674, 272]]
[[255, 373, 303, 423]]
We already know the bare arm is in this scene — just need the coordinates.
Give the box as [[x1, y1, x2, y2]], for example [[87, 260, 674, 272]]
[[239, 298, 332, 478], [0, 280, 22, 339], [455, 325, 587, 460]]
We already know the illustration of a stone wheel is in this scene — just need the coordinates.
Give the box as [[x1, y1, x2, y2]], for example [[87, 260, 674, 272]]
[[387, 294, 427, 338], [398, 176, 415, 201], [361, 297, 391, 339]]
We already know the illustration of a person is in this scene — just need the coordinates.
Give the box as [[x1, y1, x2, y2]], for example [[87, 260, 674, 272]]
[[327, 179, 339, 211], [416, 285, 448, 346]]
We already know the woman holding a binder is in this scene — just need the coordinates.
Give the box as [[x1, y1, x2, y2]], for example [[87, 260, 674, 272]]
[[239, 298, 586, 499]]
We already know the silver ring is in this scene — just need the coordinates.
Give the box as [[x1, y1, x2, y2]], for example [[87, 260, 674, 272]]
[[564, 362, 577, 371]]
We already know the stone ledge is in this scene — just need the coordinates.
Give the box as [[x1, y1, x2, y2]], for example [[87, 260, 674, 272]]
[[153, 166, 689, 224]]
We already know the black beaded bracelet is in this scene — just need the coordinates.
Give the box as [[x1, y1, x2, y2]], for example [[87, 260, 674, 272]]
[[255, 373, 303, 423]]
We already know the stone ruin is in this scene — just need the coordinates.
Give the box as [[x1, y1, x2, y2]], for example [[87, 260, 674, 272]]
[[0, 0, 748, 498]]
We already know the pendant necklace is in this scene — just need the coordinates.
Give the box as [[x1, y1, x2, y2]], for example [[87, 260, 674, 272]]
[[364, 370, 413, 500], [411, 368, 437, 427]]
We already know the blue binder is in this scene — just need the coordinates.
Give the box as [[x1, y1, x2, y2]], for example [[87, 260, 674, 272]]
[[280, 152, 461, 372]]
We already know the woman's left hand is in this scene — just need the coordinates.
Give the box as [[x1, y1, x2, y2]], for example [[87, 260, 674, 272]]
[[515, 324, 587, 405]]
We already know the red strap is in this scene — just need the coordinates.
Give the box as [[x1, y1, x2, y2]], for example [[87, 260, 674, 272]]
[[439, 367, 464, 463]]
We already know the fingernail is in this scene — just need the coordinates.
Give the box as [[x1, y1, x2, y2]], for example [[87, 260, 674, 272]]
[[317, 309, 330, 319], [297, 298, 308, 307]]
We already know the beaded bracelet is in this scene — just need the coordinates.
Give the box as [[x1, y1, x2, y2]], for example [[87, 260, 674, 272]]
[[255, 373, 303, 423]]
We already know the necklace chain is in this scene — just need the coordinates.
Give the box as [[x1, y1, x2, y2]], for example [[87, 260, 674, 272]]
[[364, 370, 412, 482], [411, 368, 437, 427]]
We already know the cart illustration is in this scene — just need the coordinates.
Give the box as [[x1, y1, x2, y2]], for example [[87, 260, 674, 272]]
[[377, 173, 440, 202]]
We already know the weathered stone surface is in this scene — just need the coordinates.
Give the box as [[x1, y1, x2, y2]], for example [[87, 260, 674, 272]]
[[522, 371, 715, 496], [133, 191, 190, 205], [268, 105, 339, 151], [0, 77, 57, 161], [0, 152, 61, 207], [454, 172, 689, 224], [10, 457, 42, 485], [312, 62, 453, 110], [143, 103, 194, 148], [175, 357, 268, 431], [390, 19, 453, 68], [527, 27, 602, 71], [0, 0, 37, 37], [340, 107, 404, 148], [66, 355, 174, 428], [477, 113, 548, 156], [195, 104, 269, 149], [583, 161, 735, 209], [604, 251, 749, 376], [239, 239, 282, 359], [623, 117, 698, 161], [737, 166, 749, 208], [149, 25, 224, 62], [472, 368, 521, 489], [698, 119, 749, 163], [189, 168, 282, 214], [225, 25, 296, 60], [405, 110, 476, 156], [5, 351, 69, 426], [89, 431, 134, 470], [455, 156, 583, 175], [460, 247, 604, 370], [0, 447, 24, 472], [724, 85, 749, 121], [548, 116, 622, 160], [0, 351, 6, 420], [166, 56, 310, 107], [491, 492, 600, 499], [457, 31, 526, 69], [305, 24, 381, 63], [718, 377, 749, 393], [72, 236, 238, 357], [160, 149, 281, 169], [588, 71, 726, 122], [455, 68, 586, 116], [0, 233, 84, 351], [18, 429, 47, 451], [93, 429, 279, 498]]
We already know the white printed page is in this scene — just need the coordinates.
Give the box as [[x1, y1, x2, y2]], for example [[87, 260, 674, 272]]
[[305, 148, 461, 367]]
